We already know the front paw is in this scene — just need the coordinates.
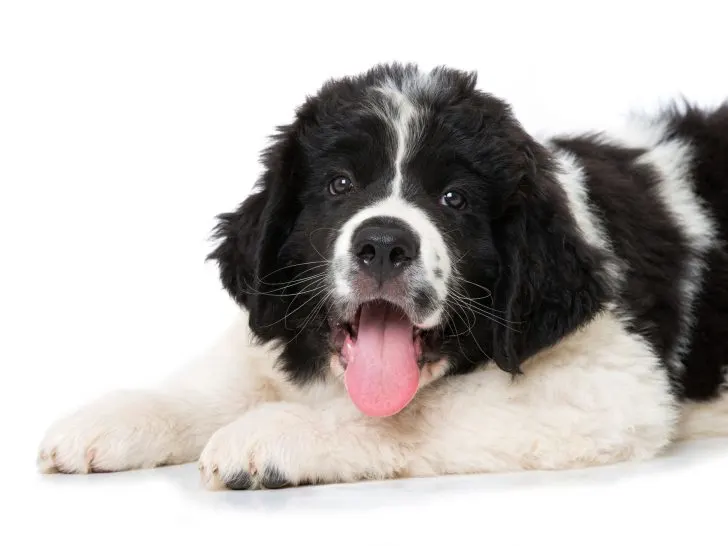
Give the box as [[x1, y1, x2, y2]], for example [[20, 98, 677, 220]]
[[38, 391, 187, 474], [198, 403, 325, 491]]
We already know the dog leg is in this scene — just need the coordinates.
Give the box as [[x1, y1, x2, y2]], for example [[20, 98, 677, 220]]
[[197, 312, 679, 489], [37, 312, 278, 474]]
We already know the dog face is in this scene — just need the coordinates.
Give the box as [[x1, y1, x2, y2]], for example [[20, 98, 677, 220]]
[[210, 63, 607, 416]]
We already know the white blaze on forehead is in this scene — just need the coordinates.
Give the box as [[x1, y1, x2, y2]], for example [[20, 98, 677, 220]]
[[331, 71, 452, 324], [373, 81, 421, 197]]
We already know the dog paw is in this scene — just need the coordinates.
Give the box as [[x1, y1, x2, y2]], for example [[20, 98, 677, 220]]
[[198, 403, 326, 491], [37, 390, 187, 474]]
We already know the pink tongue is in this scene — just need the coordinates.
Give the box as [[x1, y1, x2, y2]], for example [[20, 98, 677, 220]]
[[343, 302, 420, 417]]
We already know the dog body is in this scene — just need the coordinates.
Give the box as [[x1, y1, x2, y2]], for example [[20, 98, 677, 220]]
[[38, 64, 728, 489]]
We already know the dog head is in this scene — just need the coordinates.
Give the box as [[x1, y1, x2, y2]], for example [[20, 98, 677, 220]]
[[209, 63, 608, 416]]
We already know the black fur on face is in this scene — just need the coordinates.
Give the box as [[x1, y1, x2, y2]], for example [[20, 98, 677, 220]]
[[208, 63, 609, 385]]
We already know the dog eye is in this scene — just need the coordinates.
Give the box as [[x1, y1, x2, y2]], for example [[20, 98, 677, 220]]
[[440, 190, 467, 210], [329, 176, 353, 196]]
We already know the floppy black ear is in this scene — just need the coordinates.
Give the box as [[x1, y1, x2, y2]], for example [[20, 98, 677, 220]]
[[207, 124, 303, 327], [207, 189, 269, 309], [489, 145, 609, 373]]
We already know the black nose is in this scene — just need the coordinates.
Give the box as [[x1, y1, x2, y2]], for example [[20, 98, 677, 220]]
[[352, 217, 419, 282]]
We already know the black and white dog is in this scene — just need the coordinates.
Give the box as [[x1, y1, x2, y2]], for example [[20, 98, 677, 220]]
[[38, 63, 728, 490]]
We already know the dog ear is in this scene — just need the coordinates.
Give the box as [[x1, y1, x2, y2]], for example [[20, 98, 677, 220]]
[[207, 124, 303, 329], [489, 143, 608, 374], [207, 188, 269, 309]]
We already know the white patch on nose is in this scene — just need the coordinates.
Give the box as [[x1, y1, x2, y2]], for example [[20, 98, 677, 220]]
[[333, 195, 451, 300]]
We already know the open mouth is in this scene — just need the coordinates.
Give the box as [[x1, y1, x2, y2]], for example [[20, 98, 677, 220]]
[[333, 299, 440, 418]]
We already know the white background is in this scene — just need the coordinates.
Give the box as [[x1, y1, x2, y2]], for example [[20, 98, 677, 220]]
[[3, 1, 728, 544]]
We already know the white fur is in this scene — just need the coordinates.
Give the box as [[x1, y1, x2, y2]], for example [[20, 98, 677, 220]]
[[37, 315, 343, 474], [552, 150, 607, 250], [40, 307, 726, 488], [677, 395, 728, 441]]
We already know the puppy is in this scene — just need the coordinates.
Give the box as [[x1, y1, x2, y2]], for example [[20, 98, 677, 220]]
[[38, 63, 728, 490]]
